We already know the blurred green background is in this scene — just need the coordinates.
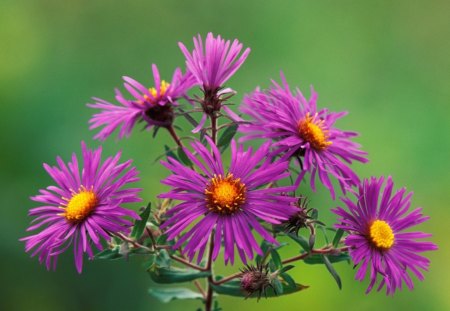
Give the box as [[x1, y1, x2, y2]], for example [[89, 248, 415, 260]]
[[1, 0, 449, 310]]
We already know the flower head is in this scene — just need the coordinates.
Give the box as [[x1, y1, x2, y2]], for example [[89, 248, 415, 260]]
[[21, 142, 142, 273], [88, 64, 196, 141], [159, 137, 297, 264], [179, 33, 250, 132], [240, 263, 273, 300], [239, 73, 368, 199], [179, 32, 250, 92], [332, 176, 437, 295]]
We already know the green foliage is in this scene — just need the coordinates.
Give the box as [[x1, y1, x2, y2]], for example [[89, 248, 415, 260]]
[[148, 288, 204, 303], [211, 280, 308, 298], [323, 255, 342, 290], [177, 147, 192, 166], [332, 228, 345, 248], [303, 253, 350, 265], [217, 124, 238, 152], [94, 248, 123, 260], [131, 203, 152, 240], [149, 267, 210, 284], [286, 233, 311, 252]]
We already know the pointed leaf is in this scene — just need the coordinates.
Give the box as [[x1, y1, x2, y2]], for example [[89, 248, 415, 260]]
[[333, 228, 345, 248], [178, 107, 199, 128], [154, 249, 171, 268], [286, 233, 310, 252], [131, 203, 151, 239], [94, 248, 122, 260], [323, 255, 342, 289], [217, 124, 238, 151], [303, 253, 350, 265], [177, 147, 192, 166], [211, 280, 308, 298], [272, 278, 283, 294], [280, 272, 296, 288], [164, 145, 179, 161], [149, 266, 211, 284], [148, 288, 203, 303]]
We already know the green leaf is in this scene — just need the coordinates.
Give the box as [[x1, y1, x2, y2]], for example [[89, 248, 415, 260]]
[[94, 248, 122, 260], [303, 253, 350, 265], [211, 280, 308, 298], [154, 249, 171, 268], [286, 233, 310, 252], [272, 278, 283, 295], [152, 126, 160, 138], [148, 288, 203, 303], [332, 228, 345, 248], [149, 266, 211, 284], [318, 225, 329, 244], [309, 233, 316, 249], [217, 124, 238, 151], [164, 145, 179, 161], [178, 107, 199, 128], [323, 255, 342, 289], [143, 254, 156, 270], [280, 272, 296, 288], [131, 203, 151, 239], [270, 249, 282, 269], [280, 265, 295, 274], [310, 208, 319, 220], [212, 300, 223, 311], [177, 147, 192, 166], [256, 241, 287, 265]]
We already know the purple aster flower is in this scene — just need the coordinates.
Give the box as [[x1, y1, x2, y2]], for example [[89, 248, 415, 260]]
[[239, 73, 368, 199], [159, 137, 298, 265], [332, 176, 437, 295], [88, 64, 196, 141], [179, 33, 250, 131], [21, 142, 142, 273]]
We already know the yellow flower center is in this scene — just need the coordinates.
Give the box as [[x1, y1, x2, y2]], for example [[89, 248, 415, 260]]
[[298, 113, 332, 151], [63, 187, 98, 223], [145, 80, 170, 102], [369, 220, 395, 249], [205, 173, 246, 214]]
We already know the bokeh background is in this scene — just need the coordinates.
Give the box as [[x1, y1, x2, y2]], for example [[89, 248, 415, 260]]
[[1, 0, 449, 310]]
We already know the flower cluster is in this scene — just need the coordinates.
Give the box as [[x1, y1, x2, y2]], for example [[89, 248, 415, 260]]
[[22, 33, 436, 309]]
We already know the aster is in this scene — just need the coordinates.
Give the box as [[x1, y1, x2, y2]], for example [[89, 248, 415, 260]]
[[332, 176, 437, 295], [179, 33, 250, 131], [21, 142, 142, 273], [239, 73, 368, 199], [159, 137, 298, 265], [88, 64, 196, 141]]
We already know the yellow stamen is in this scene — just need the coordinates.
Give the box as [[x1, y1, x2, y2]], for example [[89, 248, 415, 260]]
[[146, 80, 170, 101], [369, 220, 395, 249], [205, 173, 246, 214], [298, 113, 332, 151], [62, 187, 98, 223]]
